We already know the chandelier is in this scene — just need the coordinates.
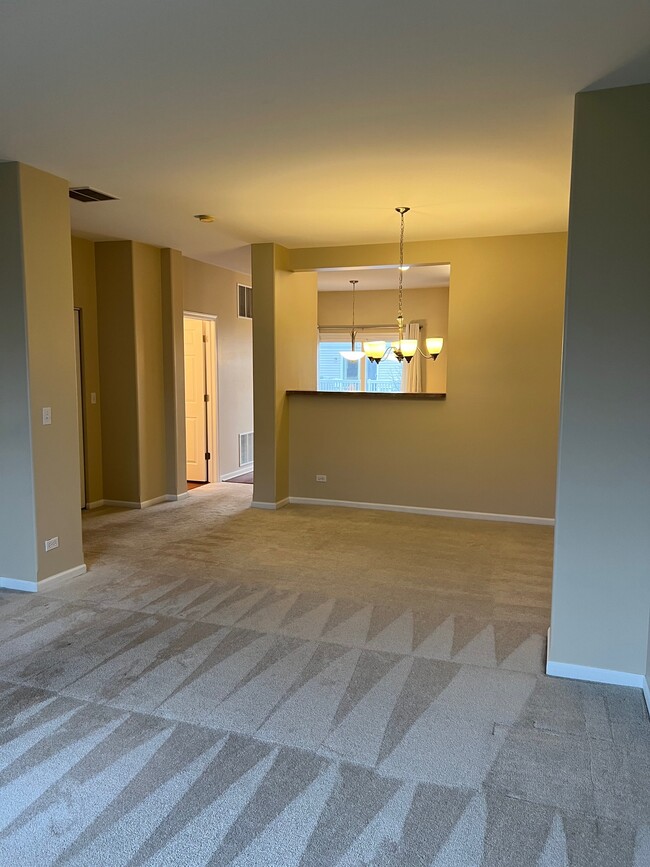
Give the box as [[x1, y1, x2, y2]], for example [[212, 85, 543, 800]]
[[340, 279, 366, 361], [363, 207, 444, 365]]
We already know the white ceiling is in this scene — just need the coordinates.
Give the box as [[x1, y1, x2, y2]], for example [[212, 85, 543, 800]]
[[318, 264, 450, 291], [1, 2, 649, 274]]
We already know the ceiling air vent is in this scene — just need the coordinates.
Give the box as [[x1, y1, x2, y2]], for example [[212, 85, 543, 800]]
[[69, 187, 118, 203]]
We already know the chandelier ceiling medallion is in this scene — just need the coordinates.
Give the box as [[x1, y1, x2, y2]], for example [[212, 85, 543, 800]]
[[362, 207, 444, 365]]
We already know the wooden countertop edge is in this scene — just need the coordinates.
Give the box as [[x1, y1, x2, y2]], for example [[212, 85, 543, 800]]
[[286, 390, 447, 400]]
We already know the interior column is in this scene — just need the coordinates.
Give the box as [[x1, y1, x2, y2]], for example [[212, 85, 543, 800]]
[[0, 161, 85, 590]]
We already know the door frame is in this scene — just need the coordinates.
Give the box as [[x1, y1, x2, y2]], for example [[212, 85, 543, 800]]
[[183, 312, 219, 483], [73, 307, 87, 508]]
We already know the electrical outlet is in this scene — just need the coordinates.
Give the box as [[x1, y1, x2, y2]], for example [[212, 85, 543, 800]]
[[316, 474, 327, 482], [42, 407, 52, 425], [45, 536, 59, 552]]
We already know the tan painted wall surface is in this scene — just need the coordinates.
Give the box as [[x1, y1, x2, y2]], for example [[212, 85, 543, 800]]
[[182, 257, 253, 479], [133, 243, 167, 502], [251, 245, 318, 504], [275, 268, 318, 501], [646, 610, 650, 689], [251, 245, 277, 503], [71, 237, 104, 505], [0, 163, 39, 583], [318, 286, 449, 393], [549, 84, 650, 676], [19, 164, 84, 580], [288, 232, 566, 518], [95, 241, 140, 503]]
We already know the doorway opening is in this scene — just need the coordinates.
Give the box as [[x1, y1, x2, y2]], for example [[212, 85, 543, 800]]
[[183, 314, 218, 485]]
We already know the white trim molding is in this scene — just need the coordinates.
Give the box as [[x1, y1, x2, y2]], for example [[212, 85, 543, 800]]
[[85, 499, 106, 510], [546, 658, 646, 689], [101, 494, 188, 510], [287, 497, 554, 525], [0, 563, 86, 593], [39, 564, 87, 590], [221, 467, 254, 482], [643, 677, 650, 716], [0, 576, 38, 592], [140, 495, 171, 509], [546, 627, 647, 690], [251, 498, 289, 510]]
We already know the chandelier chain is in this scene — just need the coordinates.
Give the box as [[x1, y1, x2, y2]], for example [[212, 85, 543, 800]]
[[398, 210, 405, 319]]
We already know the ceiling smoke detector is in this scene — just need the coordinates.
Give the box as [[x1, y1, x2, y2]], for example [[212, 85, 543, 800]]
[[69, 187, 118, 203], [194, 214, 215, 223]]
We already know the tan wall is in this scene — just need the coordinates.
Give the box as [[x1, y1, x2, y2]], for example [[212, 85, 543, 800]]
[[71, 237, 104, 505], [0, 162, 84, 585], [275, 268, 318, 501], [133, 242, 167, 502], [251, 244, 278, 502], [21, 165, 85, 580], [251, 244, 318, 504], [287, 232, 566, 519], [647, 610, 650, 689], [0, 163, 38, 583], [550, 84, 650, 677], [318, 286, 449, 393], [95, 241, 140, 503], [182, 257, 253, 479]]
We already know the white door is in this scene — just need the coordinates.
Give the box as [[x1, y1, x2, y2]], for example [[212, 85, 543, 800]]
[[73, 309, 86, 508], [184, 317, 208, 482]]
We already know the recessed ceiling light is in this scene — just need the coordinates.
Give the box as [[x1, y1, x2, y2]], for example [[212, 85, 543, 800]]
[[398, 264, 410, 271], [194, 214, 215, 223]]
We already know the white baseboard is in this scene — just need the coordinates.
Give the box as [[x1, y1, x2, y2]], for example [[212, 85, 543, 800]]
[[0, 563, 86, 593], [39, 564, 87, 590], [251, 498, 289, 510], [546, 658, 646, 689], [642, 677, 650, 716], [287, 497, 554, 526], [546, 627, 647, 690], [140, 495, 170, 508], [221, 466, 253, 481], [102, 494, 187, 510], [86, 499, 106, 510], [0, 576, 38, 592]]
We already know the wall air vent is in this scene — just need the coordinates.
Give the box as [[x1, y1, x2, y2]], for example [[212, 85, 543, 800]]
[[69, 187, 118, 203], [237, 283, 253, 319], [239, 432, 254, 467]]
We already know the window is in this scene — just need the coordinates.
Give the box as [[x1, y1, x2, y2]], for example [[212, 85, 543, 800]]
[[237, 283, 253, 319], [317, 336, 402, 393]]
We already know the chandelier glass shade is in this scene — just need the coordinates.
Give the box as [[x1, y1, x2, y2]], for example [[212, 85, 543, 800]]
[[363, 207, 444, 365]]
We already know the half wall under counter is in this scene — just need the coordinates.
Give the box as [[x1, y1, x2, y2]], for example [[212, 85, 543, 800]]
[[286, 389, 554, 523]]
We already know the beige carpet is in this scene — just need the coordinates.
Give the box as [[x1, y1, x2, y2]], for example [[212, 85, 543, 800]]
[[0, 483, 648, 865]]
